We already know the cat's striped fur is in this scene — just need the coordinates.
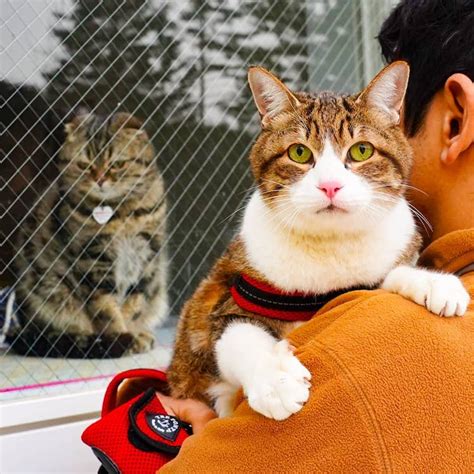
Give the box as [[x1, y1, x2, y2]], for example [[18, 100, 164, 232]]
[[9, 113, 168, 358]]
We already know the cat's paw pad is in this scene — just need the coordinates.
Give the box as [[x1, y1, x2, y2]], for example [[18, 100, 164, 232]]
[[383, 267, 469, 317], [247, 341, 311, 420]]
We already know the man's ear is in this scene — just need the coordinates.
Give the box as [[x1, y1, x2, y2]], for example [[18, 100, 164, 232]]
[[357, 61, 410, 125], [440, 74, 474, 165], [248, 67, 301, 126]]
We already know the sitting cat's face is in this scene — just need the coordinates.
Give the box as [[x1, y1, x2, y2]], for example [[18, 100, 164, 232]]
[[248, 62, 412, 235], [59, 112, 155, 201]]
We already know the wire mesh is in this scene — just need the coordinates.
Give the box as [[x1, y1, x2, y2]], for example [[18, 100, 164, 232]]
[[0, 0, 394, 398]]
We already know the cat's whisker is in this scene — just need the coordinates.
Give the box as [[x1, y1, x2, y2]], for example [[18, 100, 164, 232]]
[[371, 182, 429, 197], [407, 204, 433, 233], [260, 179, 293, 190], [369, 188, 433, 233], [411, 212, 431, 235], [219, 205, 249, 224], [238, 185, 257, 196], [361, 206, 382, 225], [402, 184, 429, 196], [281, 206, 301, 232], [371, 193, 403, 204], [369, 191, 433, 233], [257, 201, 292, 222]]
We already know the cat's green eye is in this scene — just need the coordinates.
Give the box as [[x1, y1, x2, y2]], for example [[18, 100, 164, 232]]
[[77, 162, 89, 170], [288, 144, 313, 164], [349, 142, 374, 162]]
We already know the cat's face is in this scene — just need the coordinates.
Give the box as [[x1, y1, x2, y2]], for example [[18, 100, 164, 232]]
[[59, 113, 155, 201], [248, 62, 412, 234]]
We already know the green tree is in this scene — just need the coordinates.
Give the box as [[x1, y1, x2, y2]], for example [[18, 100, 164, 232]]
[[178, 0, 310, 131], [228, 0, 310, 129], [45, 0, 180, 128], [178, 0, 239, 125]]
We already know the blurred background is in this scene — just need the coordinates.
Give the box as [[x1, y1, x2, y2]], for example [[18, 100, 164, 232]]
[[1, 0, 395, 401]]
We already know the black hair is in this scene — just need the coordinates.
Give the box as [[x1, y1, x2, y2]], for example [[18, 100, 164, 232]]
[[378, 0, 474, 136]]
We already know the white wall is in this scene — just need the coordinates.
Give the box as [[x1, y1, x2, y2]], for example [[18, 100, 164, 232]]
[[0, 391, 103, 473]]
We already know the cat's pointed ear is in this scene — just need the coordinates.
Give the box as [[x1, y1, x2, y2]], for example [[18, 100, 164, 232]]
[[357, 61, 410, 124], [112, 112, 144, 130], [111, 112, 148, 138], [64, 114, 89, 141], [248, 67, 301, 125]]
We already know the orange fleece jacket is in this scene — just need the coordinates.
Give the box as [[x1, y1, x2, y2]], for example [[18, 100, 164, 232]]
[[160, 229, 474, 473]]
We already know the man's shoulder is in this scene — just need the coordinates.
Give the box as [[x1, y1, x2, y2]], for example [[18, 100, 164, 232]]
[[289, 287, 474, 360], [283, 286, 474, 472]]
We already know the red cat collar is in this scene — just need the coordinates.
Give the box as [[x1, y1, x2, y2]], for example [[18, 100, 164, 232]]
[[230, 274, 366, 322]]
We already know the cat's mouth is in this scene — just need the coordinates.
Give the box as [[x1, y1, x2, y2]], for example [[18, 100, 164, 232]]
[[91, 183, 121, 200], [318, 204, 348, 214]]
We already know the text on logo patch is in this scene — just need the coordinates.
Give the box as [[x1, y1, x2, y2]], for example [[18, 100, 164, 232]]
[[146, 413, 180, 442]]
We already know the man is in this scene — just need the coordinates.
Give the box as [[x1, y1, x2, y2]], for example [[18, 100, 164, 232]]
[[120, 0, 474, 471]]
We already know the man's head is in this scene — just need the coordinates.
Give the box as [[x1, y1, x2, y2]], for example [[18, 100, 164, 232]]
[[379, 0, 474, 241]]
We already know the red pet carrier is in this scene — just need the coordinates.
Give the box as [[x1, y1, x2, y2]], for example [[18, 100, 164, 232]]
[[82, 369, 191, 474]]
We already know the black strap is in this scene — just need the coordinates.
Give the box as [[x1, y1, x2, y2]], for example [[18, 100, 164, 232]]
[[233, 275, 371, 313]]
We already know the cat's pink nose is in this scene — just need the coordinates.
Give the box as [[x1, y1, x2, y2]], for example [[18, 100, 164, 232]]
[[318, 181, 343, 199]]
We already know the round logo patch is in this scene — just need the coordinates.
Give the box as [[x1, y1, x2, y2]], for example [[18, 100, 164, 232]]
[[146, 413, 180, 442]]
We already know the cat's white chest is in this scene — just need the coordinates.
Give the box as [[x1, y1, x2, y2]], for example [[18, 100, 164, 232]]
[[114, 237, 152, 300], [241, 192, 415, 294]]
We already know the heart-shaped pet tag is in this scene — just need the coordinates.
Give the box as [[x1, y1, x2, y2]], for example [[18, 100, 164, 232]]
[[92, 206, 114, 224]]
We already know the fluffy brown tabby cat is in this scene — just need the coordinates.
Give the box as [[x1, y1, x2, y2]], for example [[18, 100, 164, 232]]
[[9, 113, 168, 358], [168, 62, 469, 420]]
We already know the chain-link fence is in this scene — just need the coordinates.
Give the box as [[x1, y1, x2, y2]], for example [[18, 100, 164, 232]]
[[0, 0, 394, 399]]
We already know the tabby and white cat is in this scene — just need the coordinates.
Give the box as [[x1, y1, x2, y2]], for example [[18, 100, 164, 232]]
[[168, 62, 469, 420], [10, 113, 168, 358]]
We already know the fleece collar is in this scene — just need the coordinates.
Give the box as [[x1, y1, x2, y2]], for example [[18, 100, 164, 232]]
[[230, 274, 369, 322], [419, 228, 474, 274]]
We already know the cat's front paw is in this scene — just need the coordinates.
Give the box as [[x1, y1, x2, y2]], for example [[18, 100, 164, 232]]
[[382, 266, 470, 316], [126, 332, 155, 354], [246, 340, 311, 420]]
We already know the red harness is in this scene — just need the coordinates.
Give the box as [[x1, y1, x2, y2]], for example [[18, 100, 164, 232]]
[[231, 274, 367, 322]]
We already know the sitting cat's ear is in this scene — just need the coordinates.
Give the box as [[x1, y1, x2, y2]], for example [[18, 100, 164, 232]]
[[248, 67, 301, 126], [111, 113, 148, 138], [112, 112, 144, 130], [357, 61, 410, 125], [64, 114, 90, 141]]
